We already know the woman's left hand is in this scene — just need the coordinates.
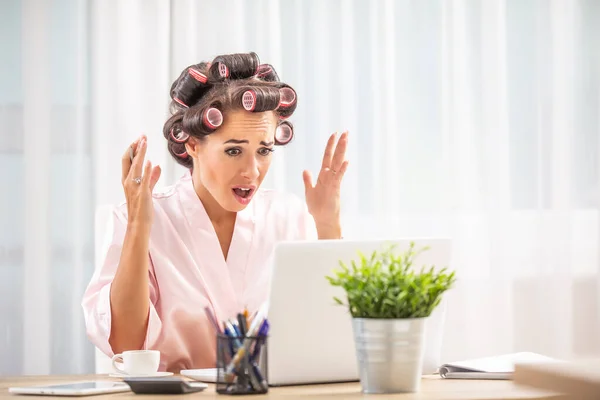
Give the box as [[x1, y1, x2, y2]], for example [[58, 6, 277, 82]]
[[303, 131, 349, 239]]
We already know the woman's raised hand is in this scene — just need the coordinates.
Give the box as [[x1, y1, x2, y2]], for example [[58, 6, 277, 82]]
[[121, 135, 162, 227], [302, 131, 349, 238]]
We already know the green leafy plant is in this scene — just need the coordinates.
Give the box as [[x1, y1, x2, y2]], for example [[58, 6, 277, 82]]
[[326, 242, 456, 319]]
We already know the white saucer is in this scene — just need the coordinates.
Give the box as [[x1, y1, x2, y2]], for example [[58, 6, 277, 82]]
[[109, 371, 174, 378]]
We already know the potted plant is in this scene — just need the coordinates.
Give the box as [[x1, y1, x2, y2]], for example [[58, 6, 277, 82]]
[[326, 242, 456, 394]]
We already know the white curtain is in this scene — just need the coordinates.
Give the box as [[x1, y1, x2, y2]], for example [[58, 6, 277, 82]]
[[0, 0, 93, 374], [2, 0, 599, 375]]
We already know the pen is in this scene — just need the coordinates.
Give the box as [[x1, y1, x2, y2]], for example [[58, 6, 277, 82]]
[[223, 321, 243, 351], [229, 320, 242, 337], [222, 326, 237, 356], [251, 362, 268, 391], [247, 361, 263, 391], [237, 313, 247, 336], [251, 320, 269, 361], [248, 321, 269, 391]]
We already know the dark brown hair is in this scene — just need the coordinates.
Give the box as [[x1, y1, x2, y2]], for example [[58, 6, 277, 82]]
[[163, 52, 298, 169]]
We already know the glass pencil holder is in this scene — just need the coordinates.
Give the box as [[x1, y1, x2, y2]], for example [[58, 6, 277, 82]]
[[216, 333, 269, 395]]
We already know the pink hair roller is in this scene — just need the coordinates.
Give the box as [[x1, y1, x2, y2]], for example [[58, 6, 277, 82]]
[[256, 64, 273, 78], [218, 62, 229, 78], [203, 107, 223, 130], [277, 87, 296, 109], [174, 97, 188, 108], [174, 149, 189, 158], [188, 68, 208, 84], [242, 90, 257, 111], [275, 121, 293, 145], [170, 128, 189, 144]]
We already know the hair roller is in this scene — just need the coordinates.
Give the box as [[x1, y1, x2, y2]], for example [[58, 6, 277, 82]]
[[169, 61, 212, 110], [174, 149, 189, 158], [170, 127, 189, 144], [174, 97, 188, 108], [218, 62, 229, 78], [202, 107, 224, 130], [275, 121, 294, 145], [274, 84, 297, 120], [175, 151, 190, 158], [242, 90, 257, 111], [236, 86, 279, 113], [170, 142, 189, 158], [167, 140, 192, 168], [188, 68, 208, 84], [209, 53, 260, 81], [255, 63, 279, 82], [277, 86, 296, 109]]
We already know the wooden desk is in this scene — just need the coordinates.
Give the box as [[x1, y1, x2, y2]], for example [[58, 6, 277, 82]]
[[0, 374, 565, 399], [514, 359, 600, 400]]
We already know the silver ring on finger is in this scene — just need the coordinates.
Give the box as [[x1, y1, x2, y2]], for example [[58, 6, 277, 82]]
[[132, 177, 142, 184]]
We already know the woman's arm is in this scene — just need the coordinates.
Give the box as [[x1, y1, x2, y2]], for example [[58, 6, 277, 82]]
[[315, 221, 342, 239], [108, 135, 162, 353], [108, 222, 151, 353]]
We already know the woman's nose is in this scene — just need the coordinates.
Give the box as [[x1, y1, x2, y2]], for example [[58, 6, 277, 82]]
[[240, 156, 260, 180]]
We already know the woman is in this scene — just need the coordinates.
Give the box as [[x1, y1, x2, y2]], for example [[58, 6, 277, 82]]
[[81, 52, 349, 373]]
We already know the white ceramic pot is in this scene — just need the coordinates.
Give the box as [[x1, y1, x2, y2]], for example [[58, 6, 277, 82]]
[[352, 317, 427, 393]]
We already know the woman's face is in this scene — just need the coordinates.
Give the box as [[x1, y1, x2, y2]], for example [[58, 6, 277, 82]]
[[186, 109, 278, 212]]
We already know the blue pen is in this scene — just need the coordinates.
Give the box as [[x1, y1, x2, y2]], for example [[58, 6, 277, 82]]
[[229, 320, 242, 337], [222, 326, 237, 356], [251, 362, 268, 391], [246, 320, 268, 391], [224, 322, 243, 351], [251, 320, 270, 361]]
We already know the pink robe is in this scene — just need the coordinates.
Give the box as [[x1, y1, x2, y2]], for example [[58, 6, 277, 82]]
[[81, 171, 316, 372]]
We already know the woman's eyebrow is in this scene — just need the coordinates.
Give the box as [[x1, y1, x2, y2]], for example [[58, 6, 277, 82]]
[[224, 139, 249, 144], [223, 139, 274, 146]]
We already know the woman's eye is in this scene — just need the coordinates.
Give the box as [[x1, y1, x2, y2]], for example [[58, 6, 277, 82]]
[[226, 148, 241, 156], [258, 148, 274, 156]]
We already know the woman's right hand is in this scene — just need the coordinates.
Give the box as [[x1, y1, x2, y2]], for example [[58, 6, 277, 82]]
[[121, 135, 162, 228]]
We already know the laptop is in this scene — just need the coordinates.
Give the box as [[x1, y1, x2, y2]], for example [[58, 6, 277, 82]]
[[264, 238, 452, 386]]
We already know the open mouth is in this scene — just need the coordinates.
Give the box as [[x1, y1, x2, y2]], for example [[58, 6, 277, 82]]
[[232, 186, 255, 204], [233, 188, 253, 198]]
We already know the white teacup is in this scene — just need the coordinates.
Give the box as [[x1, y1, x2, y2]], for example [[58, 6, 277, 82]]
[[111, 350, 160, 376]]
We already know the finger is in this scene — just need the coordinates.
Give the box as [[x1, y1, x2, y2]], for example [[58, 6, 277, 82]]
[[141, 160, 152, 186], [121, 137, 142, 183], [129, 136, 148, 180], [302, 170, 313, 194], [331, 131, 348, 172], [321, 133, 337, 169], [336, 160, 349, 180], [149, 165, 162, 192]]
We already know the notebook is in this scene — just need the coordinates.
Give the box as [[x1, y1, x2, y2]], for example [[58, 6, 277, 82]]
[[438, 352, 556, 380]]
